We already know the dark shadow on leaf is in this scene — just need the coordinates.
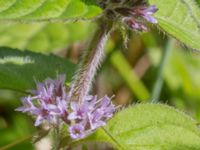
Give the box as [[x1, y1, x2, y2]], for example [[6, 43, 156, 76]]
[[0, 47, 76, 92]]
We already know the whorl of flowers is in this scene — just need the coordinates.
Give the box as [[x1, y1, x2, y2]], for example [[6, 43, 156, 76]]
[[97, 0, 158, 31], [16, 75, 116, 139]]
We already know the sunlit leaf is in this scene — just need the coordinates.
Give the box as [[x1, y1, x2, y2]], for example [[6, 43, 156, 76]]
[[0, 0, 102, 22], [149, 0, 200, 50], [83, 104, 200, 150]]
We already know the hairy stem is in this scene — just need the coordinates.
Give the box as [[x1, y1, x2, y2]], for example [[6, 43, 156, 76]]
[[68, 19, 113, 104]]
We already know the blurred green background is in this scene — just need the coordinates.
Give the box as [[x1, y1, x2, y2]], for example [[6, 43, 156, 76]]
[[0, 21, 200, 150]]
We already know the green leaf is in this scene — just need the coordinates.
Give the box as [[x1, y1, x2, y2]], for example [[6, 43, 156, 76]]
[[83, 104, 200, 150], [149, 0, 200, 50], [197, 0, 200, 5], [0, 0, 102, 22], [0, 22, 94, 52], [0, 47, 76, 92]]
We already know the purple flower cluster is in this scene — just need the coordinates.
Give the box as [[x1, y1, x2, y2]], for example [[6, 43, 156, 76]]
[[120, 5, 158, 31], [98, 0, 158, 31], [124, 5, 158, 31], [68, 95, 115, 139], [16, 75, 115, 139], [16, 75, 68, 126]]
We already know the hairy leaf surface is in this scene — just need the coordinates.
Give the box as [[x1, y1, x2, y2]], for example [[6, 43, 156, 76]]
[[149, 0, 200, 50], [83, 104, 200, 150]]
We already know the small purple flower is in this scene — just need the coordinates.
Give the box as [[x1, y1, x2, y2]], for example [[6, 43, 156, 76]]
[[16, 75, 69, 126], [68, 95, 116, 138], [69, 124, 86, 139], [133, 5, 158, 24], [15, 96, 36, 113], [84, 95, 97, 110], [125, 19, 148, 31], [56, 97, 68, 116], [68, 102, 88, 120], [87, 95, 115, 129], [98, 95, 115, 118], [34, 107, 53, 126], [88, 110, 106, 130], [115, 4, 158, 31], [33, 74, 67, 104], [45, 74, 67, 99], [125, 5, 158, 31]]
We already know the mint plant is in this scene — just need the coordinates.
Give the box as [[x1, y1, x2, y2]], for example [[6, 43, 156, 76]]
[[16, 75, 115, 139], [0, 0, 200, 150]]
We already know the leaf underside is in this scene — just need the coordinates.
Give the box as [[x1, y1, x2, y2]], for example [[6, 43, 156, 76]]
[[0, 0, 102, 22], [149, 0, 200, 51], [0, 47, 76, 92]]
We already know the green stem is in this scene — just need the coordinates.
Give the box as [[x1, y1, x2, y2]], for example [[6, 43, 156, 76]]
[[151, 38, 174, 103]]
